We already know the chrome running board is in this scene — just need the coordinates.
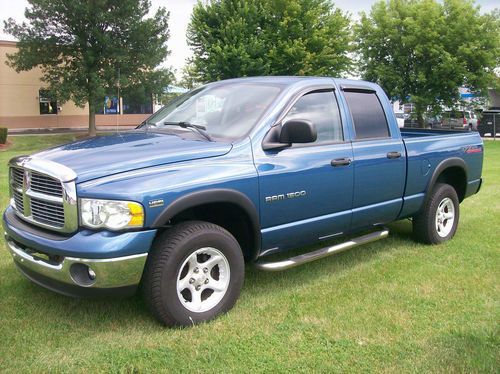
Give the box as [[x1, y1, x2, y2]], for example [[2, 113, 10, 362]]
[[255, 228, 389, 271]]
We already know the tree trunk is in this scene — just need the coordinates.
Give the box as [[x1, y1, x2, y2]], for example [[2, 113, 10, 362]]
[[415, 103, 425, 128], [88, 101, 97, 137], [416, 111, 424, 128]]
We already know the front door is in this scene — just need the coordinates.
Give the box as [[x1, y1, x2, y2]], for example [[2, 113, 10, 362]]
[[254, 89, 354, 256]]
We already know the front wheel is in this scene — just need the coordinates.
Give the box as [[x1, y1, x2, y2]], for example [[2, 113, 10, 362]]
[[413, 183, 460, 244], [142, 221, 244, 327]]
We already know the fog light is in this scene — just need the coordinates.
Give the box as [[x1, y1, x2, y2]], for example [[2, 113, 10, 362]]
[[70, 263, 97, 287]]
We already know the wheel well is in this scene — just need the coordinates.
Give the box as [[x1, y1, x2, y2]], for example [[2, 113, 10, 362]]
[[435, 167, 466, 202], [167, 202, 257, 261]]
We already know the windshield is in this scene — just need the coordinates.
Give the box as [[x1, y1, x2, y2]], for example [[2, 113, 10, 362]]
[[144, 82, 283, 140]]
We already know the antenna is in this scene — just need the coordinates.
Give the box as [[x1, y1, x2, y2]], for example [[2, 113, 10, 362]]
[[116, 67, 120, 133]]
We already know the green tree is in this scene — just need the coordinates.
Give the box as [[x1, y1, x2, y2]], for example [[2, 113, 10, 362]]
[[356, 0, 500, 125], [4, 0, 172, 136], [187, 0, 352, 82], [121, 68, 174, 112], [179, 61, 201, 90]]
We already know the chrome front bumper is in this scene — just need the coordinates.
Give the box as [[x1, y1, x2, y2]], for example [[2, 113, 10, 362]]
[[5, 235, 147, 291]]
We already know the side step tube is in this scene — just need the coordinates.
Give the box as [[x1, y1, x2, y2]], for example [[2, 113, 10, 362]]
[[255, 228, 389, 271]]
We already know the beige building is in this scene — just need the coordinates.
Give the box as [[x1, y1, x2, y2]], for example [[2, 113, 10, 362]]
[[0, 40, 151, 130]]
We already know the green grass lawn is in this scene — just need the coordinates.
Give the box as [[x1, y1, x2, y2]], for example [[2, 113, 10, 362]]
[[0, 135, 498, 373]]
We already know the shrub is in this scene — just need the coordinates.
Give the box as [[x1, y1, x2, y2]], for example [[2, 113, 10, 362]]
[[0, 127, 7, 144]]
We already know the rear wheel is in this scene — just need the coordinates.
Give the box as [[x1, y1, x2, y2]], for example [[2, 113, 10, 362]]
[[142, 221, 244, 327], [413, 183, 460, 244]]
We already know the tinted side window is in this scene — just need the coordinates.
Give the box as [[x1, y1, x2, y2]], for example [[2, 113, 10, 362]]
[[284, 91, 343, 144], [344, 91, 389, 139]]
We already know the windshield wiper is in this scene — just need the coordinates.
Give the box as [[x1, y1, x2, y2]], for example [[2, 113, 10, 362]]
[[163, 121, 213, 141]]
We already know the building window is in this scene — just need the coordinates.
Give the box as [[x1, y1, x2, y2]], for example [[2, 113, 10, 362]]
[[104, 96, 120, 114], [122, 92, 153, 114], [95, 92, 153, 115], [96, 96, 120, 114], [39, 90, 58, 115]]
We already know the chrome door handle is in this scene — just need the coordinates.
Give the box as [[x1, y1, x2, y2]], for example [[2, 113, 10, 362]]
[[387, 151, 401, 159], [330, 158, 352, 167]]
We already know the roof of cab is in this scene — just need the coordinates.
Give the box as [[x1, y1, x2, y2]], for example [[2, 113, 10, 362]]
[[212, 76, 380, 91], [215, 76, 323, 85]]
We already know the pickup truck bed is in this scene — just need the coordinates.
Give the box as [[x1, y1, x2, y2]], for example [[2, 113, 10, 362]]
[[398, 128, 483, 218]]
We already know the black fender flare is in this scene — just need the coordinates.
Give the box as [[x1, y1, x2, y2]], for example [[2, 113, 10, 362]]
[[425, 157, 467, 202], [151, 189, 261, 255]]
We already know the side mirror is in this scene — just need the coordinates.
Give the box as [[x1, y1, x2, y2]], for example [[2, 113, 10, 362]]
[[262, 119, 317, 151], [279, 119, 317, 144]]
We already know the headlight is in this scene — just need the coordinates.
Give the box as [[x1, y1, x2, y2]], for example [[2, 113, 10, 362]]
[[80, 199, 144, 230]]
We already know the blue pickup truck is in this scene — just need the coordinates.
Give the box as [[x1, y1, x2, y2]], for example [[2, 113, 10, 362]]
[[3, 77, 483, 326]]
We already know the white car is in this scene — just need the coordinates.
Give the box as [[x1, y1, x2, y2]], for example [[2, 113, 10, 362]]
[[440, 110, 478, 131], [394, 111, 405, 128], [465, 110, 479, 130]]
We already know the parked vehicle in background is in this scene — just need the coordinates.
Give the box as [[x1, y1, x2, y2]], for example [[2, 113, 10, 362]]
[[436, 110, 478, 131], [467, 110, 479, 130], [403, 113, 421, 128], [426, 115, 442, 128], [394, 111, 405, 128], [478, 110, 500, 137], [403, 113, 438, 129]]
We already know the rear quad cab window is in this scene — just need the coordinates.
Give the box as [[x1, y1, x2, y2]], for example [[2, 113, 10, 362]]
[[344, 91, 390, 139]]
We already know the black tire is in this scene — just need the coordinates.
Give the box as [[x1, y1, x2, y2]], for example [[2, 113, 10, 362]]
[[142, 221, 244, 327], [413, 183, 460, 244]]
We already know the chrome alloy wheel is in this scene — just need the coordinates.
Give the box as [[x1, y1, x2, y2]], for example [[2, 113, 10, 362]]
[[435, 197, 455, 238], [176, 247, 230, 313]]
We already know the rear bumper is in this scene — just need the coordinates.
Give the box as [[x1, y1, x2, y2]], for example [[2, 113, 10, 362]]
[[476, 178, 483, 194], [465, 178, 483, 198]]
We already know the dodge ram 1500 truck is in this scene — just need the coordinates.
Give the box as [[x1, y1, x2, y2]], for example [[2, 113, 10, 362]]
[[3, 77, 483, 326]]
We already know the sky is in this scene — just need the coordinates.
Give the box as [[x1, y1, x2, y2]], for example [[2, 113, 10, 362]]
[[0, 0, 498, 78]]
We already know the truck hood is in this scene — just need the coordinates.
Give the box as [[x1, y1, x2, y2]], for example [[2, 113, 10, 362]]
[[33, 132, 233, 182]]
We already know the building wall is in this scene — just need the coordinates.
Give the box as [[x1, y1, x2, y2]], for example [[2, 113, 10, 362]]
[[0, 40, 149, 129]]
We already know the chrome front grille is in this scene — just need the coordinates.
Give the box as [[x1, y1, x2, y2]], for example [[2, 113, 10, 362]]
[[30, 198, 65, 227], [8, 156, 78, 233], [11, 167, 24, 186], [12, 189, 24, 212], [30, 172, 63, 197]]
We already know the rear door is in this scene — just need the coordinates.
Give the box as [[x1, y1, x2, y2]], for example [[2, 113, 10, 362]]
[[342, 87, 406, 230]]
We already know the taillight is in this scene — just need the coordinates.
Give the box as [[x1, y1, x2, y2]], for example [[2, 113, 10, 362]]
[[463, 117, 467, 125], [477, 118, 480, 125]]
